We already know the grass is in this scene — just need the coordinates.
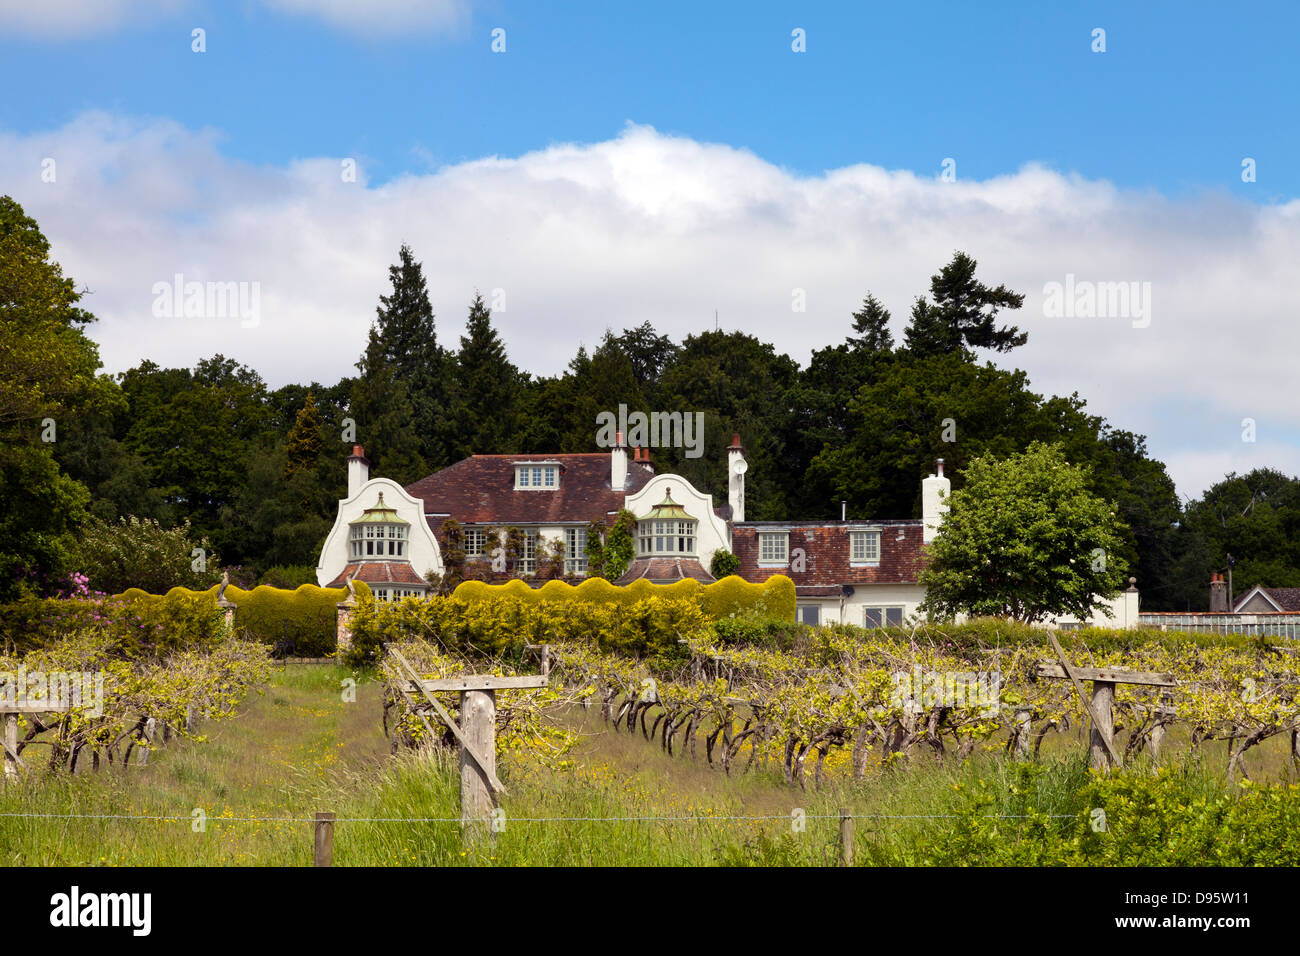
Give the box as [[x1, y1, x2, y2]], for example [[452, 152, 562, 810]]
[[2, 665, 1297, 866]]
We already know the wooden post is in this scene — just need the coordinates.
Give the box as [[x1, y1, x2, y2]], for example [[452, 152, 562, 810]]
[[459, 688, 497, 837], [3, 713, 17, 779], [1013, 707, 1033, 759], [315, 811, 335, 866], [1149, 720, 1166, 761], [137, 717, 157, 767], [1089, 681, 1115, 771], [838, 808, 854, 867]]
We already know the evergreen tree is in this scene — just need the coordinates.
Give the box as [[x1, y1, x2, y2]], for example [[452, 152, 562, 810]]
[[848, 293, 894, 353], [903, 252, 1026, 356], [447, 293, 522, 458], [353, 244, 448, 475], [285, 392, 323, 478]]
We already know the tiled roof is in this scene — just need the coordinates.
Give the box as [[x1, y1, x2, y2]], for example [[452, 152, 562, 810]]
[[615, 557, 716, 585], [327, 562, 428, 588], [406, 454, 654, 526], [1261, 588, 1300, 611], [732, 521, 926, 586]]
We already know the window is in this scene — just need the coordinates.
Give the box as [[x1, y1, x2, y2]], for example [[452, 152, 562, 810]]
[[797, 605, 821, 626], [864, 606, 905, 628], [636, 490, 697, 556], [636, 519, 696, 556], [565, 527, 587, 575], [349, 523, 407, 559], [758, 532, 788, 565], [516, 465, 558, 490], [519, 530, 538, 574], [464, 528, 486, 557], [850, 530, 880, 564]]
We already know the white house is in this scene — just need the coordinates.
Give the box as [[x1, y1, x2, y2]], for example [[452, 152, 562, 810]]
[[315, 438, 1140, 629]]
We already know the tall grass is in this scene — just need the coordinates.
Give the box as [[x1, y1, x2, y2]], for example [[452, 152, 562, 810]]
[[2, 665, 1295, 866]]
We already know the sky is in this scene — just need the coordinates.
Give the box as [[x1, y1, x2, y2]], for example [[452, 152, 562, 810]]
[[1, 0, 1297, 502]]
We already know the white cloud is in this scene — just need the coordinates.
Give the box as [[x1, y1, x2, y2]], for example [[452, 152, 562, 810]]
[[261, 0, 470, 34], [2, 112, 1298, 500], [0, 0, 186, 38], [0, 0, 468, 38]]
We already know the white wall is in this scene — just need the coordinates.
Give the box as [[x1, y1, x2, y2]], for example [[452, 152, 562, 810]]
[[315, 478, 443, 586], [622, 473, 732, 567], [797, 583, 928, 627]]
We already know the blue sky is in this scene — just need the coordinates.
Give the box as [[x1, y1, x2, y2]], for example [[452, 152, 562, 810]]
[[0, 0, 1297, 501], [1, 1, 1293, 197]]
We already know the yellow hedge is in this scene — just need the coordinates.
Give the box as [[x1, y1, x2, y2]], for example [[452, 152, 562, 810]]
[[450, 574, 795, 621], [115, 582, 368, 655]]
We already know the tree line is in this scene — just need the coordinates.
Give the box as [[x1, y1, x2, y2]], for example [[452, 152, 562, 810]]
[[2, 194, 1294, 609]]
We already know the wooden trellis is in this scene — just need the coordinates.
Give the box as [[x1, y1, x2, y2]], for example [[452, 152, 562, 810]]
[[1038, 633, 1176, 770], [385, 647, 548, 836], [3, 700, 74, 779]]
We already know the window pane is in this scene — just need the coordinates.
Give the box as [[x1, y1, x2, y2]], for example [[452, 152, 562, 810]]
[[864, 608, 882, 628], [886, 607, 904, 626]]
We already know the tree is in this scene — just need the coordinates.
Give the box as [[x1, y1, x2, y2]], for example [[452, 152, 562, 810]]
[[847, 293, 894, 353], [285, 392, 324, 479], [72, 515, 222, 595], [1159, 468, 1300, 611], [919, 443, 1129, 623], [0, 196, 113, 598], [370, 244, 450, 465], [447, 293, 523, 459], [903, 251, 1026, 356]]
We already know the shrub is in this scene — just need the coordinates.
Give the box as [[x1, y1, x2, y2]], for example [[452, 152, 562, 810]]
[[72, 515, 222, 595], [709, 549, 741, 579], [448, 574, 796, 622], [257, 565, 319, 589], [117, 583, 351, 657]]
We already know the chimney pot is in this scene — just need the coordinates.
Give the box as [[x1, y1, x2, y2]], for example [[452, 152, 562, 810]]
[[935, 458, 944, 477]]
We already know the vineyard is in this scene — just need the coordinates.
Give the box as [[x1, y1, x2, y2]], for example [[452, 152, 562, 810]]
[[1, 592, 270, 774], [367, 596, 1300, 786], [3, 587, 1300, 867]]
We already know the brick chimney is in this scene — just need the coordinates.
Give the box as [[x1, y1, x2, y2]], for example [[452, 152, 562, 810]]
[[1209, 572, 1229, 612], [347, 445, 369, 499]]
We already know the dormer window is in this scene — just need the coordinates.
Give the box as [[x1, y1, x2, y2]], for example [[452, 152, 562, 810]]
[[850, 530, 881, 565], [636, 489, 696, 556], [515, 462, 559, 490], [347, 492, 410, 560]]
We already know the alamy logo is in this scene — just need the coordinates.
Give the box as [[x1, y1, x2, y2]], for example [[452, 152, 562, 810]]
[[151, 273, 261, 328], [1042, 274, 1152, 328], [0, 668, 105, 718], [890, 666, 1001, 716], [49, 886, 152, 936], [595, 404, 705, 459]]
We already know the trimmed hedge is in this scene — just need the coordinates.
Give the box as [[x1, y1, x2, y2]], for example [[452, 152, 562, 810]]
[[345, 592, 709, 667], [116, 582, 366, 657], [450, 574, 796, 622]]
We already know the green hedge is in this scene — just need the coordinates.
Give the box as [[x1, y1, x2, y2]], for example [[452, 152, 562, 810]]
[[450, 574, 796, 622]]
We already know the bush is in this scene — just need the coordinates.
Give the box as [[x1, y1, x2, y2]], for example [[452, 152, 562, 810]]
[[0, 591, 225, 658], [872, 762, 1300, 866], [709, 549, 740, 579], [345, 591, 709, 667], [449, 574, 796, 622], [72, 515, 222, 596], [257, 565, 319, 589], [117, 583, 351, 657]]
